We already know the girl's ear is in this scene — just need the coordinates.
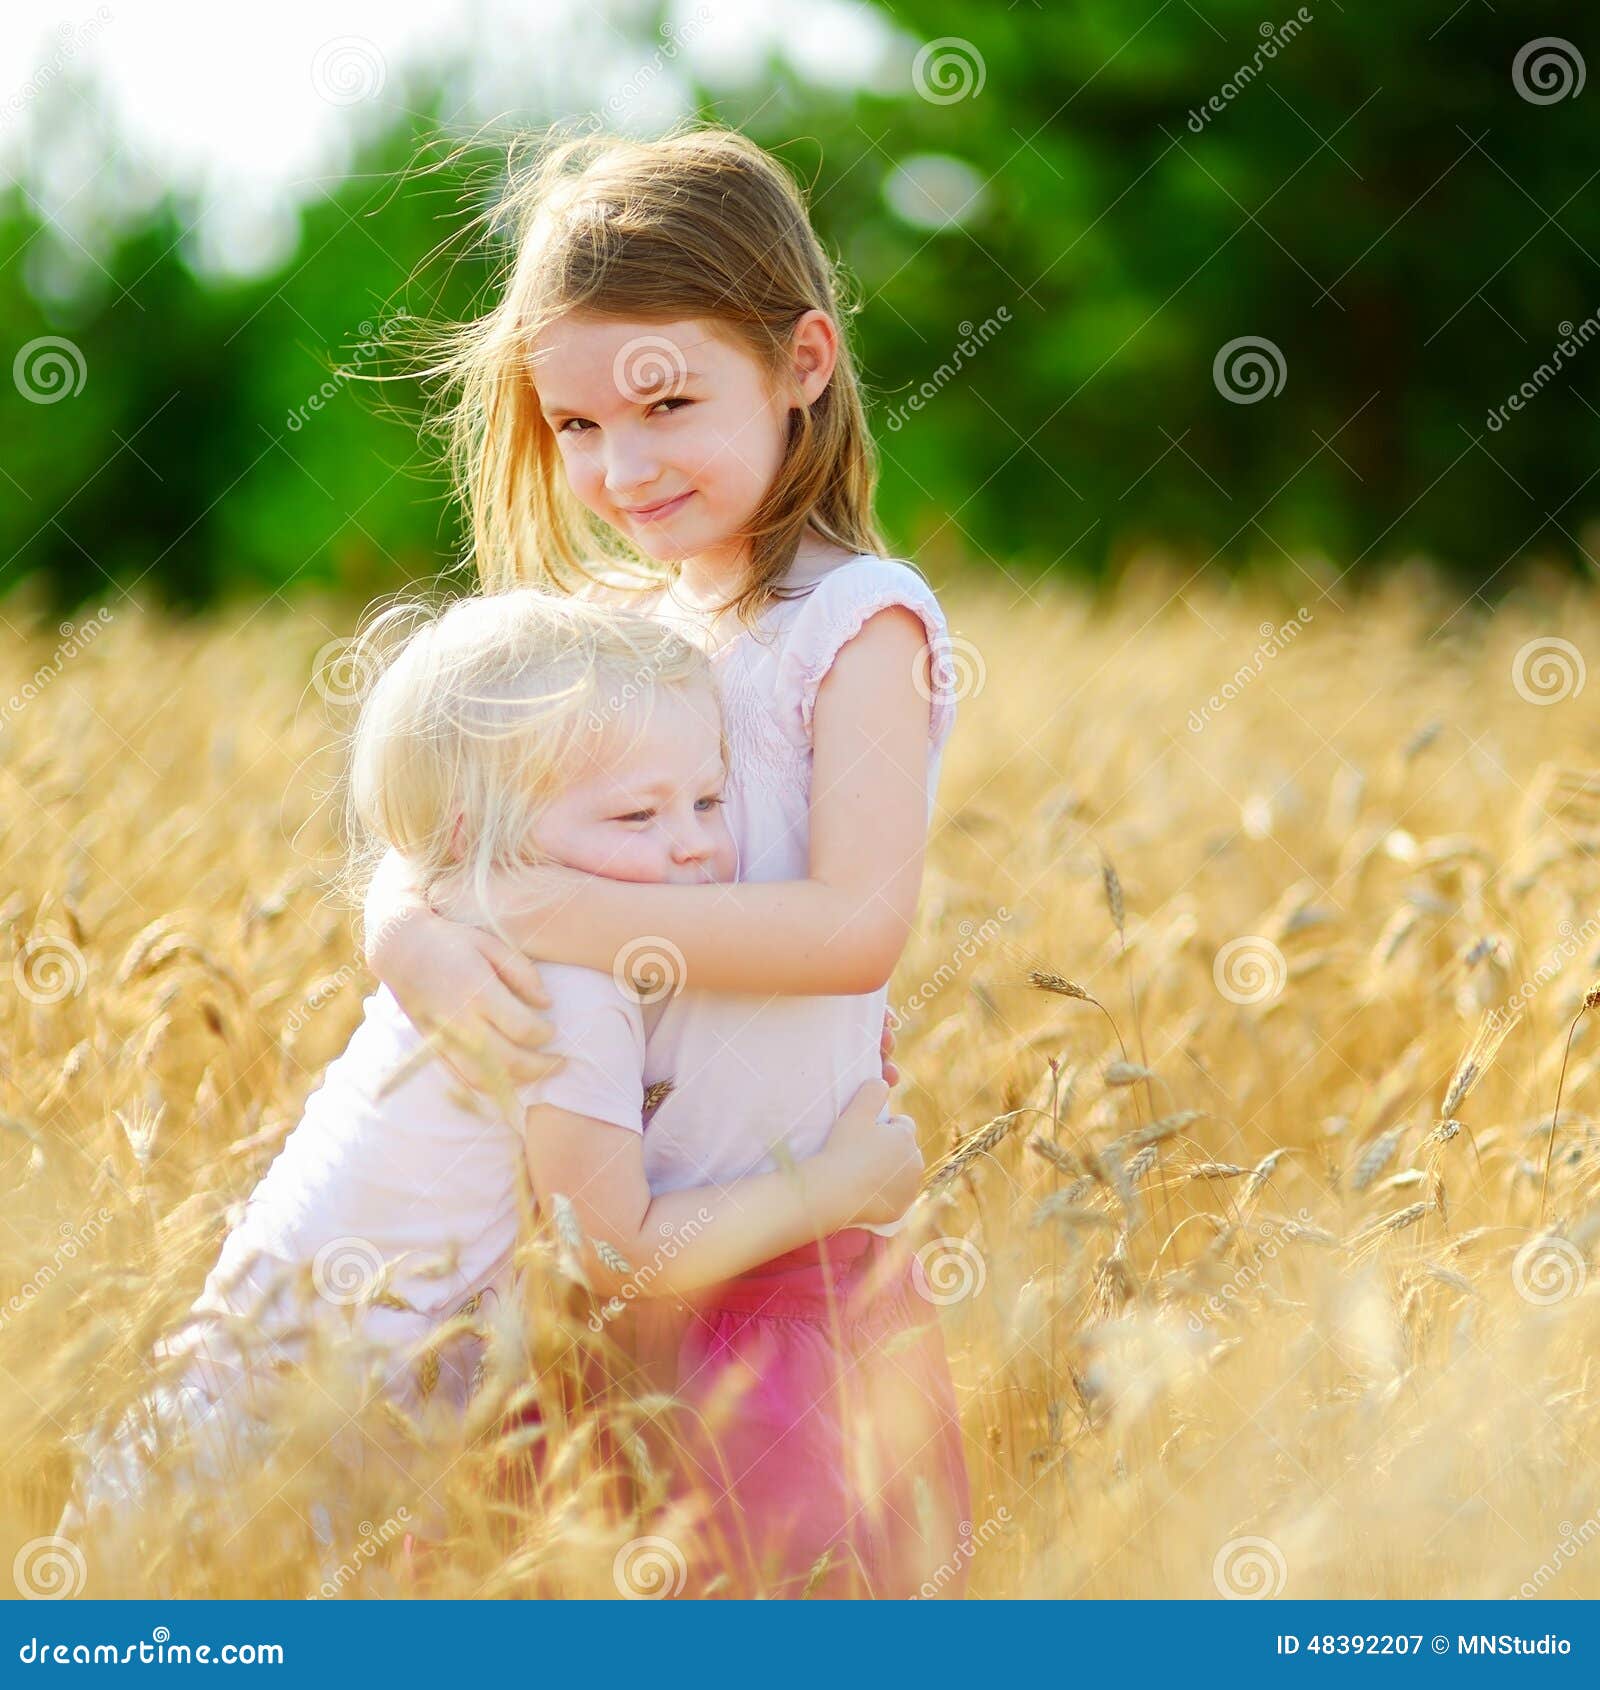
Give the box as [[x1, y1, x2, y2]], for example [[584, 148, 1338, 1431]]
[[448, 812, 467, 862], [789, 309, 839, 406]]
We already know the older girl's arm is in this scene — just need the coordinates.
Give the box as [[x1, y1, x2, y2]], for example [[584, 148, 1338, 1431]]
[[522, 1078, 917, 1296], [445, 607, 934, 995]]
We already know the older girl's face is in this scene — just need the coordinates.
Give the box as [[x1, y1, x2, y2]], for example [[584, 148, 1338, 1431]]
[[530, 312, 833, 566], [525, 680, 737, 886]]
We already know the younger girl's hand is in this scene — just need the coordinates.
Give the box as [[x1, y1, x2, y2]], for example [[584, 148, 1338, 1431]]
[[370, 905, 561, 1096], [820, 1078, 923, 1229], [880, 1010, 899, 1088]]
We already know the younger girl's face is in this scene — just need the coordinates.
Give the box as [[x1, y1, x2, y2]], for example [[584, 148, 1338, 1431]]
[[525, 681, 737, 885], [531, 313, 815, 566]]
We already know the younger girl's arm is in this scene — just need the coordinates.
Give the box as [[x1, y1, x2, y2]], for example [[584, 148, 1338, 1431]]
[[369, 606, 937, 1006], [523, 1078, 918, 1297], [363, 849, 560, 1094]]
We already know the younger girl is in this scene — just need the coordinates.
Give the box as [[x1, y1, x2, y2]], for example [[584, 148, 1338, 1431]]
[[365, 123, 974, 1596], [58, 589, 918, 1588]]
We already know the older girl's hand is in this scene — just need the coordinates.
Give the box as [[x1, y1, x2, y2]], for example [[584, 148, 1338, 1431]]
[[369, 903, 561, 1095]]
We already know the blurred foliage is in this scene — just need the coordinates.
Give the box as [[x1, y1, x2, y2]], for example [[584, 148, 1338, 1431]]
[[2, 0, 1598, 613]]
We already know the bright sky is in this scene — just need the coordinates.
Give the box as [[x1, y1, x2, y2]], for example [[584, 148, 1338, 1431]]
[[0, 0, 903, 284]]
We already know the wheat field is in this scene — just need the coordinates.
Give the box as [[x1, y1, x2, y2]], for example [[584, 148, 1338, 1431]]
[[5, 557, 1600, 1600]]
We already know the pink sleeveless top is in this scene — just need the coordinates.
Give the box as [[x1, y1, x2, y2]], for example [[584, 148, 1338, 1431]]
[[632, 554, 958, 1207]]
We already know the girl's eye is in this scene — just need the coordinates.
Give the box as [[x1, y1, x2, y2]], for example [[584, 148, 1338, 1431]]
[[614, 809, 654, 824], [556, 399, 687, 436], [695, 795, 725, 812]]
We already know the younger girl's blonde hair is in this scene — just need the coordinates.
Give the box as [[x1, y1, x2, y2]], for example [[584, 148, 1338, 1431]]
[[410, 120, 888, 630], [343, 587, 716, 947]]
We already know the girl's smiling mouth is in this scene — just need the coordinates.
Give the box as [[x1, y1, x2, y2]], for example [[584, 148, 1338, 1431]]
[[624, 490, 695, 521]]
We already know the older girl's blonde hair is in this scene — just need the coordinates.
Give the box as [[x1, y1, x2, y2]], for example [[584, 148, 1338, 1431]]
[[409, 120, 887, 630], [343, 587, 715, 947]]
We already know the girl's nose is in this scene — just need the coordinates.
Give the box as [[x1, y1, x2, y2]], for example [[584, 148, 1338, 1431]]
[[668, 818, 714, 864], [603, 439, 659, 498]]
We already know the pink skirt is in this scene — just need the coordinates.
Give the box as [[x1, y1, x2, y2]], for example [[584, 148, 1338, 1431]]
[[647, 1228, 972, 1599]]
